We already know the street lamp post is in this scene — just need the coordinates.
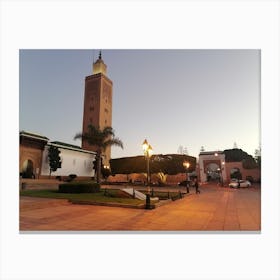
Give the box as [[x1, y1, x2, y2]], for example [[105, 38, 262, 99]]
[[183, 161, 190, 193], [217, 168, 221, 185], [142, 139, 153, 209], [217, 161, 225, 186], [214, 152, 225, 186], [221, 161, 225, 186]]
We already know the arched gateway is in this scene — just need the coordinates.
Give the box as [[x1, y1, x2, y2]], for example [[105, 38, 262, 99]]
[[198, 151, 226, 183]]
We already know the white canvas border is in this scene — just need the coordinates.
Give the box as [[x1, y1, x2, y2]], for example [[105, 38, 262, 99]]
[[0, 1, 279, 280]]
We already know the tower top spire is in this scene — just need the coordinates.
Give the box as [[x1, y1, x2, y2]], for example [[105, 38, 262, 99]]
[[93, 50, 107, 75]]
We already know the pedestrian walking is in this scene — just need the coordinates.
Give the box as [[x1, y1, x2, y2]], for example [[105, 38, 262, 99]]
[[194, 178, 200, 194], [186, 180, 190, 194]]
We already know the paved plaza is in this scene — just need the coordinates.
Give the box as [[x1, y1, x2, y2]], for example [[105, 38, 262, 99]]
[[20, 183, 261, 231]]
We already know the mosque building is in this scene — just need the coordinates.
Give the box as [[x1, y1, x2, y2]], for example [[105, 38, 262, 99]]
[[20, 52, 113, 179], [81, 51, 113, 166]]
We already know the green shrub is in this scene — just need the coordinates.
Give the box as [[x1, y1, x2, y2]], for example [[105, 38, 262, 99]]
[[59, 181, 100, 193]]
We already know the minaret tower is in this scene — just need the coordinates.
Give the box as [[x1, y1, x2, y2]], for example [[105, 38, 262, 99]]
[[82, 51, 113, 165]]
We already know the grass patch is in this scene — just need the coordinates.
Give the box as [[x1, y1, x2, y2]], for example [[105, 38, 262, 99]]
[[20, 189, 145, 206]]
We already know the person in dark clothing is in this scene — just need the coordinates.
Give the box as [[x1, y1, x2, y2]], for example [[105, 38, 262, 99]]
[[194, 178, 200, 194], [186, 180, 190, 193]]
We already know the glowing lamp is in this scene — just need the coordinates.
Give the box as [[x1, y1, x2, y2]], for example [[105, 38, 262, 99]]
[[142, 139, 148, 151]]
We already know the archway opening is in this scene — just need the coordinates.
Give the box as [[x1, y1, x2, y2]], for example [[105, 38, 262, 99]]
[[205, 163, 221, 182], [230, 167, 242, 180], [21, 159, 34, 178]]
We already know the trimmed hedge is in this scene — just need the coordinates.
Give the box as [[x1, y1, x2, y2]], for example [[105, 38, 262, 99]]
[[59, 181, 100, 193]]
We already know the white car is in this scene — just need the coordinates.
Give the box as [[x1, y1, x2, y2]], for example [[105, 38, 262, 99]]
[[229, 180, 251, 188]]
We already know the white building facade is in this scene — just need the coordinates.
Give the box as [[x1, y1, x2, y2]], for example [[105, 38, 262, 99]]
[[41, 142, 96, 178]]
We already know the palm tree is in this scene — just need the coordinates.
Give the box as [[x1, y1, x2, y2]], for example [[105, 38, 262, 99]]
[[74, 125, 123, 183]]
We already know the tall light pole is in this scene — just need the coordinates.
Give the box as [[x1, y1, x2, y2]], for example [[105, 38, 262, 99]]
[[217, 161, 225, 186], [142, 139, 153, 209], [183, 161, 190, 193], [217, 168, 221, 184], [221, 161, 225, 186]]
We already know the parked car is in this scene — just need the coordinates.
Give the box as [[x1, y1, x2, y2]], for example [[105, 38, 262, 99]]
[[230, 178, 239, 182], [229, 179, 251, 188]]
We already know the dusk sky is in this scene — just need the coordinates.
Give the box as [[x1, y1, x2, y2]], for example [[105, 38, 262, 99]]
[[19, 49, 260, 159]]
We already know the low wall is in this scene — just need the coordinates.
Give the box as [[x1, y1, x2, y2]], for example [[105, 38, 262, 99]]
[[31, 175, 94, 181], [225, 162, 261, 182], [108, 173, 187, 185], [19, 178, 59, 190]]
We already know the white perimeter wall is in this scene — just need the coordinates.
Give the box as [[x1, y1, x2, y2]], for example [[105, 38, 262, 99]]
[[41, 146, 96, 177]]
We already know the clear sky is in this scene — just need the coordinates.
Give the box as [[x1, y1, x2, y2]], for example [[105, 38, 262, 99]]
[[19, 49, 260, 159]]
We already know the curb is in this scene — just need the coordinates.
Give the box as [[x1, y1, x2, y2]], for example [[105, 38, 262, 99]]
[[69, 199, 147, 209], [68, 194, 191, 209]]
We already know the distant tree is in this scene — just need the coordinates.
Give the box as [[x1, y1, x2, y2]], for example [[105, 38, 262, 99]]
[[177, 146, 189, 155], [183, 147, 189, 155], [242, 157, 257, 169], [224, 148, 248, 162], [224, 148, 258, 169], [48, 145, 62, 178], [74, 125, 123, 183], [110, 154, 196, 176], [110, 156, 146, 175], [177, 145, 184, 154]]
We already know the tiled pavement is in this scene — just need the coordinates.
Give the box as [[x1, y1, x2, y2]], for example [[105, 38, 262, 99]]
[[20, 184, 261, 231]]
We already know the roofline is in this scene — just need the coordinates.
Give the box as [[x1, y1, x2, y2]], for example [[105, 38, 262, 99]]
[[20, 131, 49, 141], [199, 151, 224, 155], [47, 143, 96, 155], [85, 73, 112, 84]]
